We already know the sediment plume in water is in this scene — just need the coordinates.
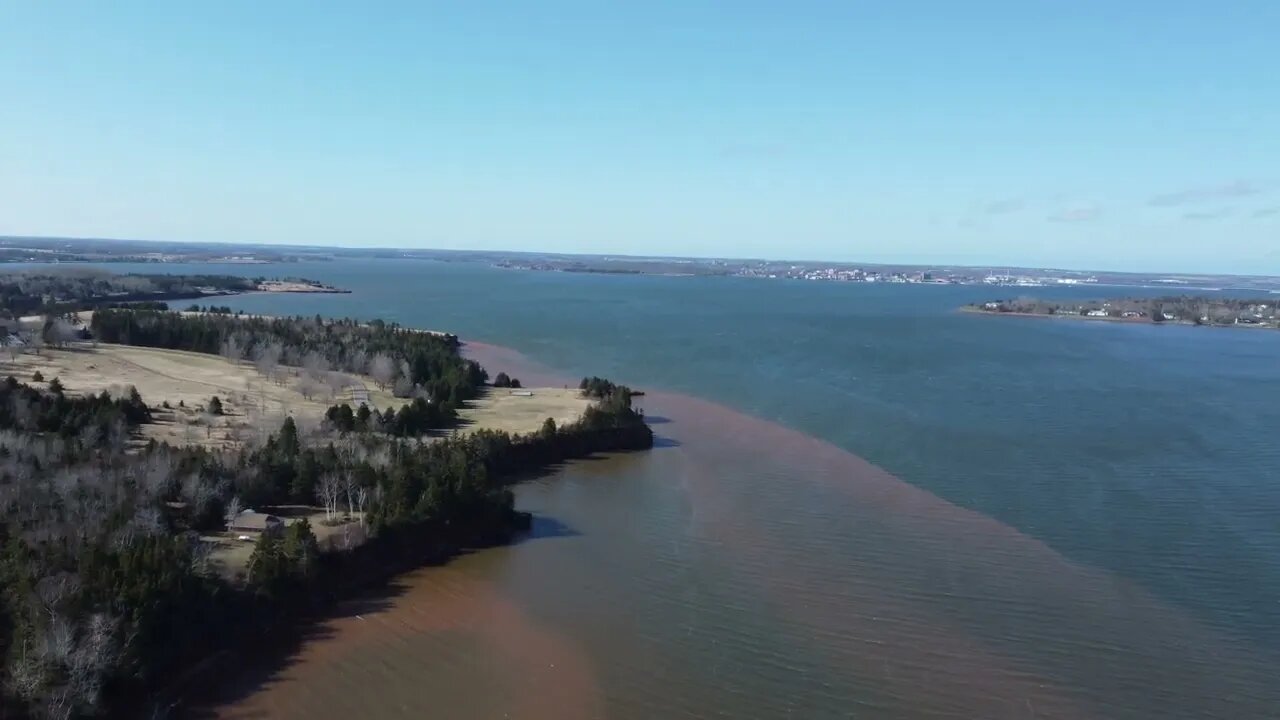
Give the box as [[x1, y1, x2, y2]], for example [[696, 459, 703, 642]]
[[208, 340, 1278, 719]]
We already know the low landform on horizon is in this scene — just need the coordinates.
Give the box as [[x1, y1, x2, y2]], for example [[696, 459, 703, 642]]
[[4, 235, 1278, 292], [967, 295, 1280, 329], [0, 268, 347, 319]]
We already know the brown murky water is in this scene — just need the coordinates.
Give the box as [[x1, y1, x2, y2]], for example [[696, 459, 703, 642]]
[[207, 342, 1279, 720]]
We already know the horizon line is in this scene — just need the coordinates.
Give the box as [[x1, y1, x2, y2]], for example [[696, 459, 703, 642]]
[[1, 232, 1277, 282]]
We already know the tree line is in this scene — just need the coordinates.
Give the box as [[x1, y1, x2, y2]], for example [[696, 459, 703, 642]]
[[0, 377, 150, 447], [91, 309, 486, 420], [0, 270, 258, 318], [0, 373, 651, 718], [972, 295, 1279, 326], [579, 376, 620, 398], [323, 397, 453, 437]]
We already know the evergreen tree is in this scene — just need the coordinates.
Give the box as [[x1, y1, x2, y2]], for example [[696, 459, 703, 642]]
[[283, 519, 321, 581]]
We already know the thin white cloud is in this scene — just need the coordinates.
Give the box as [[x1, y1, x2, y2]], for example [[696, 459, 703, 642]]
[[1048, 205, 1101, 223], [1253, 206, 1280, 218], [982, 199, 1024, 215], [1149, 180, 1261, 207], [1183, 207, 1233, 221]]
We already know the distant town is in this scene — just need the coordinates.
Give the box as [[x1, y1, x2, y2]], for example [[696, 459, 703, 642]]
[[491, 256, 1280, 292], [3, 235, 1279, 292], [724, 263, 1100, 286]]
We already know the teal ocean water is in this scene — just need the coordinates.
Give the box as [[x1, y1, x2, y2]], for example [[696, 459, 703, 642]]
[[76, 261, 1280, 718]]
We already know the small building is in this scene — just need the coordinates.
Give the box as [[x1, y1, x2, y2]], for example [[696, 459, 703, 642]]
[[1086, 309, 1109, 317], [227, 510, 283, 535]]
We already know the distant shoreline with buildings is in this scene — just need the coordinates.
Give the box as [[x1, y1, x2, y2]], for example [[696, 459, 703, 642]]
[[5, 234, 1279, 293], [965, 296, 1280, 329]]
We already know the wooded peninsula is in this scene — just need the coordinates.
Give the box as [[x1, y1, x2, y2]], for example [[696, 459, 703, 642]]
[[967, 295, 1280, 329], [0, 277, 653, 718], [0, 268, 345, 318]]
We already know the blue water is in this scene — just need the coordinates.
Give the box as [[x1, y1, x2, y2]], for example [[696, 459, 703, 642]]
[[63, 260, 1280, 717]]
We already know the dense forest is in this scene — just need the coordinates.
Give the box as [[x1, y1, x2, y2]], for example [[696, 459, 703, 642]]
[[970, 295, 1280, 327], [91, 309, 486, 415], [0, 374, 650, 718], [579, 376, 621, 398], [0, 377, 150, 444], [0, 270, 344, 319], [0, 271, 262, 318]]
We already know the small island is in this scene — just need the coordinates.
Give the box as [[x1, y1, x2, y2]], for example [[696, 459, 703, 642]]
[[252, 278, 349, 294], [0, 270, 652, 717], [966, 296, 1280, 329]]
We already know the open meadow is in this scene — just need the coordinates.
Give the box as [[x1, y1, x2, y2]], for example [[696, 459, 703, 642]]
[[0, 342, 590, 448]]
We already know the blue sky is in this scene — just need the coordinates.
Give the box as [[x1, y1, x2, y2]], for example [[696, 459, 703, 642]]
[[1, 2, 1278, 274]]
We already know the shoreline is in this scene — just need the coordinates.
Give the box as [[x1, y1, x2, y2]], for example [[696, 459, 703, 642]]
[[959, 305, 1278, 330], [212, 337, 1280, 719], [161, 332, 651, 717]]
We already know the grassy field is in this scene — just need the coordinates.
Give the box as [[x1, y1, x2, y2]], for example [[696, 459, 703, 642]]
[[5, 342, 592, 579], [0, 343, 402, 448], [458, 387, 590, 435], [1, 343, 590, 446]]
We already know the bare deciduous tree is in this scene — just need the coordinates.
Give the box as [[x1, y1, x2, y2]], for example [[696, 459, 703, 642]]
[[180, 473, 215, 520], [220, 334, 246, 363], [27, 329, 45, 356], [46, 318, 79, 348], [355, 485, 369, 525], [326, 371, 348, 400], [296, 375, 321, 401], [303, 350, 329, 379], [254, 342, 283, 383], [189, 534, 214, 575], [224, 496, 243, 528], [368, 354, 396, 390], [36, 573, 81, 622], [8, 641, 47, 700], [341, 471, 358, 517], [316, 473, 341, 523], [349, 349, 369, 375], [338, 523, 355, 552]]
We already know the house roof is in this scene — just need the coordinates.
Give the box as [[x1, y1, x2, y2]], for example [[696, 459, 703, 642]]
[[227, 510, 282, 531]]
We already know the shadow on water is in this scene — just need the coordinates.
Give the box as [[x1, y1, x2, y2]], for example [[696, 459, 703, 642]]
[[653, 436, 681, 448], [171, 515, 580, 719], [511, 513, 582, 545], [640, 414, 671, 424], [172, 590, 399, 719]]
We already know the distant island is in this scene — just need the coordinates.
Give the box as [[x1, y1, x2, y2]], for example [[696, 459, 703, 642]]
[[966, 296, 1280, 329]]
